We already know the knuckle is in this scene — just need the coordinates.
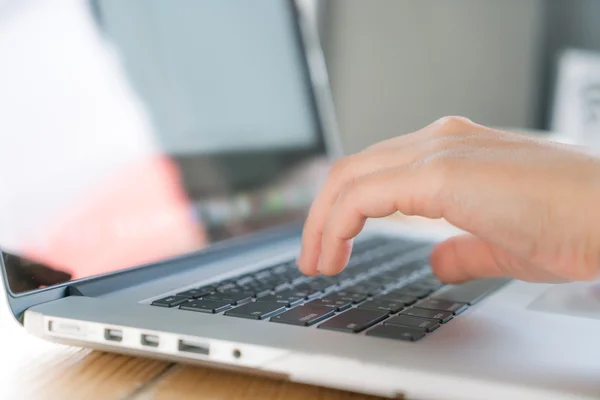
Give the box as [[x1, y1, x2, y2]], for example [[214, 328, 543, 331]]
[[338, 177, 359, 201], [433, 115, 474, 136], [337, 176, 368, 211], [329, 155, 355, 180]]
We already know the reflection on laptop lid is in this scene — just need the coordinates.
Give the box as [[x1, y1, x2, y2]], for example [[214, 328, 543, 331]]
[[0, 0, 330, 294]]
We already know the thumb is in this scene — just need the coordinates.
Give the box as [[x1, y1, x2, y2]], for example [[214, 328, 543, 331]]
[[430, 234, 509, 283]]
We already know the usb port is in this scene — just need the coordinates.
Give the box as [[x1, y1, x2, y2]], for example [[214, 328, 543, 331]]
[[104, 328, 123, 342], [178, 339, 209, 355], [141, 334, 160, 348]]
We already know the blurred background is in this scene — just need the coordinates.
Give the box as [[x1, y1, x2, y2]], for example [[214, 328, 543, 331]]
[[309, 0, 600, 152]]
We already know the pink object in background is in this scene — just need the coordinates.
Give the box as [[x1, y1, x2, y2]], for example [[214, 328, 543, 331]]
[[23, 156, 207, 280]]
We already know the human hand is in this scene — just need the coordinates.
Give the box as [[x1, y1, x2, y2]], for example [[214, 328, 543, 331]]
[[297, 117, 600, 283]]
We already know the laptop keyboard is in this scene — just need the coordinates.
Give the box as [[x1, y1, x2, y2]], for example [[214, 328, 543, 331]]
[[151, 237, 509, 342]]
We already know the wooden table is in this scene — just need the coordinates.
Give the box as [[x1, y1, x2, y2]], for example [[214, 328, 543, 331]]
[[2, 295, 391, 400], [0, 323, 390, 400]]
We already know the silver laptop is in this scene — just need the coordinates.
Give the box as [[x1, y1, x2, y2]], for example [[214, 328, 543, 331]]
[[1, 1, 599, 399]]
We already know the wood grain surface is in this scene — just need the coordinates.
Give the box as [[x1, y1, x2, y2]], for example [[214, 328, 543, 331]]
[[133, 363, 384, 400], [0, 281, 387, 400], [1, 328, 385, 400]]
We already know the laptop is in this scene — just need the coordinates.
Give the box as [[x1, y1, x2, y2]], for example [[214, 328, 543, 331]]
[[1, 1, 599, 399]]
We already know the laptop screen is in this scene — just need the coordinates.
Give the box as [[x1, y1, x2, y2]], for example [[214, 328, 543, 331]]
[[0, 0, 329, 294]]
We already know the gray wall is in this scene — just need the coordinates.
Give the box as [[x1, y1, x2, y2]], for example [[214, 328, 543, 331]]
[[321, 0, 546, 153], [319, 0, 600, 153]]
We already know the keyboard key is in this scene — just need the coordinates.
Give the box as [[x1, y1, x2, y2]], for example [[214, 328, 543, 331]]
[[275, 282, 293, 292], [235, 276, 255, 286], [366, 325, 425, 342], [239, 281, 274, 295], [344, 283, 383, 296], [351, 237, 381, 253], [405, 281, 436, 292], [304, 277, 335, 291], [151, 295, 190, 308], [325, 291, 368, 304], [385, 315, 440, 332], [291, 283, 323, 298], [196, 284, 218, 293], [400, 308, 453, 323], [257, 290, 305, 307], [318, 308, 389, 333], [376, 270, 404, 281], [282, 287, 314, 297], [204, 291, 253, 305], [254, 289, 274, 298], [414, 275, 444, 290], [270, 306, 335, 326], [289, 276, 307, 285], [272, 264, 290, 275], [385, 257, 425, 271], [414, 299, 467, 315], [306, 298, 352, 312], [176, 288, 213, 299], [433, 278, 511, 305], [352, 237, 386, 254], [420, 274, 442, 283], [216, 282, 237, 292], [391, 286, 430, 299], [358, 299, 404, 313], [254, 270, 272, 280], [373, 294, 417, 306], [408, 281, 438, 291], [180, 299, 232, 313], [224, 302, 286, 320], [368, 275, 391, 284], [257, 276, 283, 287], [331, 271, 354, 283], [283, 269, 304, 281]]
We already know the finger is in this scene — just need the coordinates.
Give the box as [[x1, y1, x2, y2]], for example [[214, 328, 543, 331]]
[[297, 152, 387, 275], [430, 235, 506, 283], [318, 164, 445, 275], [299, 138, 449, 275], [298, 127, 436, 274], [298, 117, 489, 275], [298, 117, 483, 275], [298, 148, 419, 275], [430, 234, 565, 283]]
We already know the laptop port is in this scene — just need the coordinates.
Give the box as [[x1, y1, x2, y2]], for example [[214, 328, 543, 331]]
[[104, 328, 123, 342], [178, 339, 210, 356], [141, 334, 160, 348]]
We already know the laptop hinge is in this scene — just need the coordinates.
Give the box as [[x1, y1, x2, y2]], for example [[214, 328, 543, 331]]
[[66, 285, 85, 297]]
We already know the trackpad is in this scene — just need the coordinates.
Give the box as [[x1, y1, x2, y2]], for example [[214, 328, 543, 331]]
[[528, 282, 600, 321]]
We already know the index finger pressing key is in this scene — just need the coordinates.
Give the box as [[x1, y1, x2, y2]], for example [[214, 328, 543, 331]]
[[316, 165, 446, 276]]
